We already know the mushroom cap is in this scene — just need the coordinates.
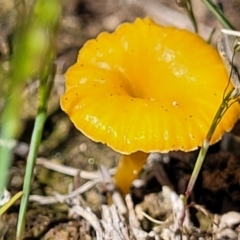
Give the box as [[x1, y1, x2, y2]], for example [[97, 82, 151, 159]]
[[61, 18, 240, 155]]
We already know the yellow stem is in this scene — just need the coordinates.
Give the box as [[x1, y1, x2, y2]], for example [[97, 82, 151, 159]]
[[114, 151, 149, 194]]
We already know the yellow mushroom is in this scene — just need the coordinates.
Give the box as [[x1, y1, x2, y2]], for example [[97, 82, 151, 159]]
[[61, 18, 240, 194]]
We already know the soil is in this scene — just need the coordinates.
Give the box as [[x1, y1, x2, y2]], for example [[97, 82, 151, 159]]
[[1, 0, 240, 239]]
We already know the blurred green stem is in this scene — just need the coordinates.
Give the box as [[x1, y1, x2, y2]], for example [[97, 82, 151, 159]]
[[207, 28, 216, 44], [186, 0, 198, 33], [11, 0, 62, 239], [201, 0, 235, 30], [0, 6, 30, 200], [16, 66, 55, 240]]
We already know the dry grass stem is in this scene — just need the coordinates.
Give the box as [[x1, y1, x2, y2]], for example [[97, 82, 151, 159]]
[[36, 157, 116, 178], [29, 179, 99, 205], [72, 205, 104, 239]]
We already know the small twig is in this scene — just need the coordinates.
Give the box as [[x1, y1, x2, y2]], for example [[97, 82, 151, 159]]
[[135, 205, 168, 225], [187, 202, 212, 218], [36, 157, 116, 179], [29, 179, 99, 205], [72, 205, 104, 240], [28, 195, 59, 205], [125, 194, 149, 240], [110, 205, 129, 240], [125, 194, 140, 229], [101, 205, 128, 240], [55, 179, 100, 203]]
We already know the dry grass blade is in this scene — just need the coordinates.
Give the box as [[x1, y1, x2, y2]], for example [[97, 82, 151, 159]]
[[29, 179, 98, 204], [72, 205, 104, 240], [36, 157, 116, 179]]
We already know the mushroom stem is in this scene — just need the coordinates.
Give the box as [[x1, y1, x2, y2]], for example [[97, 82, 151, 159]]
[[114, 151, 149, 194]]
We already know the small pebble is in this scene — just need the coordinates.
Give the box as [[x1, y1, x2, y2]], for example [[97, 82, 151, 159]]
[[132, 179, 145, 188], [79, 142, 87, 152], [215, 228, 238, 239], [219, 211, 240, 229]]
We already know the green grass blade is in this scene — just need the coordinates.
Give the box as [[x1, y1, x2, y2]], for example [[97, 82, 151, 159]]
[[201, 0, 235, 30], [11, 1, 62, 239], [16, 68, 55, 239]]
